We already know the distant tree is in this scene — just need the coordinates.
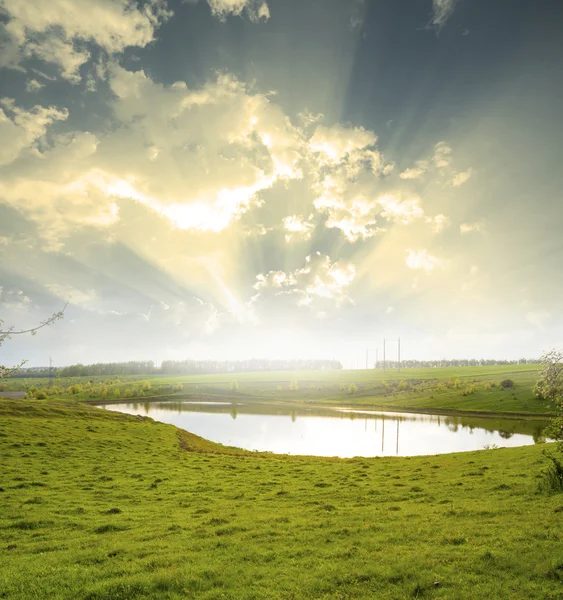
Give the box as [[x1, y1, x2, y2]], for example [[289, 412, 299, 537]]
[[534, 349, 563, 491], [229, 380, 239, 392]]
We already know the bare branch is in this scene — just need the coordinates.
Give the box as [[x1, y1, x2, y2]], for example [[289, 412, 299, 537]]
[[0, 304, 67, 379]]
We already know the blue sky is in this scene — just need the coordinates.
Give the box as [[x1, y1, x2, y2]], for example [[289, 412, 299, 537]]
[[1, 0, 562, 368]]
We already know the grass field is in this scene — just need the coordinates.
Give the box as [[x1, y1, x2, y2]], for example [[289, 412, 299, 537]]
[[0, 398, 562, 599], [3, 364, 552, 417]]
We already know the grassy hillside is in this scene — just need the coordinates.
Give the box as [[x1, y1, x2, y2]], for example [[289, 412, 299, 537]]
[[1, 399, 562, 599]]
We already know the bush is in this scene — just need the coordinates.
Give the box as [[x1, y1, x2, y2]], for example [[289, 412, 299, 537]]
[[500, 379, 514, 389], [348, 383, 358, 394], [539, 452, 563, 493], [35, 391, 48, 400], [229, 380, 239, 392], [289, 380, 299, 391]]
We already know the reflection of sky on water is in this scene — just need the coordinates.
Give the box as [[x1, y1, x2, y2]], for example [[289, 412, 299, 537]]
[[101, 403, 546, 458]]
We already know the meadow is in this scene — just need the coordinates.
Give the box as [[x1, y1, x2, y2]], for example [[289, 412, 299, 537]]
[[1, 398, 562, 599], [4, 364, 553, 417]]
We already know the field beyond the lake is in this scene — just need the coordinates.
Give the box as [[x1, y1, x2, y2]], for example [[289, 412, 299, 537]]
[[1, 390, 563, 599], [3, 363, 555, 417]]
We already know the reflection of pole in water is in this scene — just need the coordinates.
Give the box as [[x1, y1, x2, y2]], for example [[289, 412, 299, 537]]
[[396, 419, 400, 456], [382, 417, 385, 453]]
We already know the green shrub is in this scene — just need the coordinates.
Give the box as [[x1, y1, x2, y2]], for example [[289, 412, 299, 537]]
[[348, 383, 358, 394], [500, 379, 514, 389]]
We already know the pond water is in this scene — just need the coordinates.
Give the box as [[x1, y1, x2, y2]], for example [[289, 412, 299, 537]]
[[100, 401, 549, 458]]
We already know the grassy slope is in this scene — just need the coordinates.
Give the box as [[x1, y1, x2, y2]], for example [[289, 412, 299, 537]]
[[1, 399, 562, 600]]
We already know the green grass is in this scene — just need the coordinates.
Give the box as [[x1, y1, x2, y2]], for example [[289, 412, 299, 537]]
[[4, 365, 552, 417], [1, 398, 562, 599]]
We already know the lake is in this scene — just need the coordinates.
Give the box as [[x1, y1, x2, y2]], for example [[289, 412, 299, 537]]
[[100, 401, 549, 458]]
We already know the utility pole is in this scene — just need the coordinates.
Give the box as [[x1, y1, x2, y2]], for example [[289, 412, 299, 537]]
[[398, 337, 401, 373], [383, 338, 386, 373]]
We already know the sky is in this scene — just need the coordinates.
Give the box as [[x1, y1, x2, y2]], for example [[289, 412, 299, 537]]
[[1, 0, 562, 368]]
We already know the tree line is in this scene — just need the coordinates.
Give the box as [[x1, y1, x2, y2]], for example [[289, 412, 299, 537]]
[[12, 358, 344, 377], [374, 358, 538, 369]]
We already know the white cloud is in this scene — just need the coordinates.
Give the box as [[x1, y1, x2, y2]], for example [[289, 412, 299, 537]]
[[309, 124, 378, 167], [0, 69, 306, 244], [254, 252, 356, 309], [405, 248, 444, 272], [0, 288, 32, 311], [431, 0, 458, 30], [433, 141, 453, 168], [460, 221, 485, 234], [399, 160, 429, 180], [283, 214, 315, 241], [0, 0, 172, 81], [45, 284, 98, 307], [451, 169, 473, 187], [206, 0, 270, 22], [426, 213, 450, 233], [298, 110, 324, 128], [0, 98, 68, 165], [25, 79, 44, 93], [307, 123, 412, 242]]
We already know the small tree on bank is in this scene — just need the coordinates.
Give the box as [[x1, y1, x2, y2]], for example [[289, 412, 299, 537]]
[[534, 349, 563, 491]]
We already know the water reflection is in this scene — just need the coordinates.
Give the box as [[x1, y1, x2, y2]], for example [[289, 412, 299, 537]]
[[101, 401, 550, 458]]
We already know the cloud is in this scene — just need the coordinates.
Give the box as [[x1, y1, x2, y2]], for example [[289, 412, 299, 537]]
[[206, 0, 270, 22], [307, 123, 415, 242], [0, 69, 306, 245], [460, 221, 485, 234], [431, 0, 458, 30], [405, 248, 444, 272], [451, 169, 473, 187], [399, 160, 429, 180], [0, 0, 172, 81], [309, 124, 378, 167], [25, 79, 44, 93], [426, 214, 450, 233], [282, 214, 315, 242], [253, 252, 356, 309], [0, 98, 68, 166], [433, 141, 453, 168]]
